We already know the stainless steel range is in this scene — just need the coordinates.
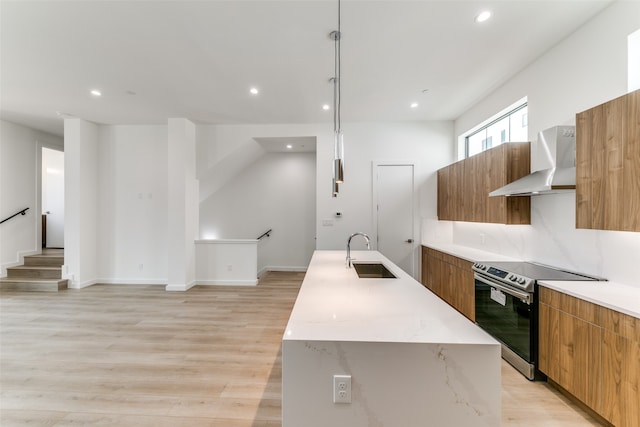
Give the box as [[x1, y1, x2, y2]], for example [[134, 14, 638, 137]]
[[472, 261, 605, 380]]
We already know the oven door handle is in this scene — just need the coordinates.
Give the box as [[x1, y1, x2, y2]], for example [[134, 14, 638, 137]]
[[475, 274, 532, 303]]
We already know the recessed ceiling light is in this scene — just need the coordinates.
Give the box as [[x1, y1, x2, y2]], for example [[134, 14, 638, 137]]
[[475, 11, 491, 23], [90, 89, 102, 96], [286, 144, 293, 149], [410, 102, 419, 108], [250, 87, 259, 95], [55, 111, 74, 118], [322, 104, 330, 110]]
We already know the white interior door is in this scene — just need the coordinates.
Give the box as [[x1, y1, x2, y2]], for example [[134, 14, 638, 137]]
[[42, 147, 65, 248], [375, 163, 414, 276]]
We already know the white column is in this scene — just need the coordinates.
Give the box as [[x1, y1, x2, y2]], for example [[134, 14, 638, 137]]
[[63, 118, 98, 289], [166, 118, 199, 291]]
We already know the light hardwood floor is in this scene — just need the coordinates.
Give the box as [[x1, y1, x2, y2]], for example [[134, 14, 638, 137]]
[[1, 272, 601, 426]]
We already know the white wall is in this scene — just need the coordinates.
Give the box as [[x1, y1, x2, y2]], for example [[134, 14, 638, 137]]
[[64, 118, 98, 288], [200, 151, 316, 273], [317, 121, 454, 278], [198, 121, 453, 279], [198, 123, 323, 273], [96, 125, 169, 284], [0, 120, 63, 274], [447, 1, 640, 286], [167, 118, 199, 291]]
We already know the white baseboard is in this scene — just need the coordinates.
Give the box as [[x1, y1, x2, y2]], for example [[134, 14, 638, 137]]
[[68, 279, 98, 289], [196, 279, 258, 286], [95, 278, 168, 286], [165, 280, 196, 292]]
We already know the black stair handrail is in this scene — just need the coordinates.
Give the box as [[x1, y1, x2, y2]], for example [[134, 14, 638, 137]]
[[1, 207, 29, 225], [257, 229, 272, 240]]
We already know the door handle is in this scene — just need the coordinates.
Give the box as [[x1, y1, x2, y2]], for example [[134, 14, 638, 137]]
[[405, 239, 414, 243]]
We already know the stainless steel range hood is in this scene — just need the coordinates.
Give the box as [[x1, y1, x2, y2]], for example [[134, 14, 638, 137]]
[[489, 125, 576, 197]]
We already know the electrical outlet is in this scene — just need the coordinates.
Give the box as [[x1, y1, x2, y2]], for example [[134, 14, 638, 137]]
[[333, 374, 351, 404], [227, 264, 233, 271]]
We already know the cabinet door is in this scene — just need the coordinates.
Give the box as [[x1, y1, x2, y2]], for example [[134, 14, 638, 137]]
[[577, 89, 640, 231], [453, 161, 464, 221], [601, 331, 640, 426], [437, 167, 450, 221], [455, 263, 475, 321], [485, 145, 506, 223], [429, 256, 442, 297], [558, 311, 601, 411], [600, 308, 640, 426], [463, 152, 485, 222], [623, 90, 640, 231], [421, 247, 431, 289], [436, 143, 531, 224], [538, 302, 560, 380]]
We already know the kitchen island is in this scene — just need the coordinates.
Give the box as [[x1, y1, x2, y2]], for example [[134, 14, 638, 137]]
[[282, 250, 501, 427]]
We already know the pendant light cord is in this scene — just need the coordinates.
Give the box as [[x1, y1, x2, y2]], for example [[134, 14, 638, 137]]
[[333, 34, 338, 134], [337, 0, 341, 133]]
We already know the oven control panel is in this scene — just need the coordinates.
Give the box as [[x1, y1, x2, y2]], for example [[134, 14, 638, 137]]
[[472, 262, 535, 292]]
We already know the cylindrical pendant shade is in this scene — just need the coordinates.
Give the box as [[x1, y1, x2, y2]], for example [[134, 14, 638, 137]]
[[334, 158, 344, 183], [334, 130, 344, 183]]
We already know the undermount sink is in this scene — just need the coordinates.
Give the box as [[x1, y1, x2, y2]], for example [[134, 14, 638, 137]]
[[352, 262, 397, 279]]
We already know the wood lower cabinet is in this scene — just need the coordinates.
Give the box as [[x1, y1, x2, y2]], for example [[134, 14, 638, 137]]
[[557, 309, 601, 411], [437, 142, 531, 224], [600, 307, 640, 427], [539, 288, 601, 411], [421, 246, 474, 321], [539, 286, 640, 426], [576, 89, 640, 231]]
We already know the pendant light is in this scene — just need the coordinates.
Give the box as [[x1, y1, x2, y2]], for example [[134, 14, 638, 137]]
[[330, 0, 344, 197]]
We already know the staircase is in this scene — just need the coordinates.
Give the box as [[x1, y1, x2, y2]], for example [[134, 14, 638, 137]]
[[0, 249, 68, 292]]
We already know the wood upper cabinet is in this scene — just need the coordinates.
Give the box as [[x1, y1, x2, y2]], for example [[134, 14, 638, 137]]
[[576, 89, 640, 231], [421, 246, 474, 321], [437, 142, 531, 224], [539, 286, 640, 426]]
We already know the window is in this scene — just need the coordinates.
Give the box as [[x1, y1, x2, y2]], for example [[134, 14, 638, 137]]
[[460, 100, 528, 159]]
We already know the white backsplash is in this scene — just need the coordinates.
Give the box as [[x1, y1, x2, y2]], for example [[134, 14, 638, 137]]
[[423, 193, 640, 287]]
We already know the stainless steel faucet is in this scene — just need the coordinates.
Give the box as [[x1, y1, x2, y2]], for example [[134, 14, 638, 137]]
[[346, 232, 371, 267]]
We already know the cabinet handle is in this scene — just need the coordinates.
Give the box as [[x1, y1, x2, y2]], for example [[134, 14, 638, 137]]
[[405, 239, 414, 243]]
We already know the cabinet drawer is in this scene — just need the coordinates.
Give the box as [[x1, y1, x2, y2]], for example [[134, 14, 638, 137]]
[[539, 286, 599, 325], [600, 307, 640, 343]]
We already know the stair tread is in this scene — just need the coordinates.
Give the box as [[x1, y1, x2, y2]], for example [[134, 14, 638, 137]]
[[8, 265, 62, 270], [0, 277, 68, 283], [0, 277, 68, 292]]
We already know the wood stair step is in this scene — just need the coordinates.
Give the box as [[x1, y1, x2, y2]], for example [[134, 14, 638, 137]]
[[23, 254, 64, 267], [0, 277, 68, 292], [6, 266, 62, 279]]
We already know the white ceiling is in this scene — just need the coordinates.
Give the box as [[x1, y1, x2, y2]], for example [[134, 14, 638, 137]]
[[1, 0, 613, 137]]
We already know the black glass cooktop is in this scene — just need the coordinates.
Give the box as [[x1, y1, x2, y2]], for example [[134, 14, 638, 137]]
[[477, 261, 603, 281]]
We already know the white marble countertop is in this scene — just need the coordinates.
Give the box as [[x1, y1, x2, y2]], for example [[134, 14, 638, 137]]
[[283, 250, 499, 345], [421, 241, 519, 263], [422, 241, 640, 320], [539, 280, 640, 319]]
